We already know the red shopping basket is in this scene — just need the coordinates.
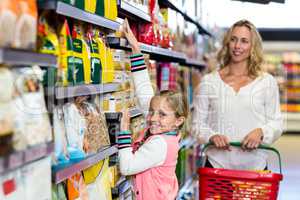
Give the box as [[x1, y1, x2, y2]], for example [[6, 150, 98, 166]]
[[198, 142, 283, 200]]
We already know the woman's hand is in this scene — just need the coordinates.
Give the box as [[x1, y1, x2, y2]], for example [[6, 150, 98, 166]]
[[209, 134, 231, 151], [122, 18, 141, 54], [242, 128, 263, 150], [121, 108, 130, 132]]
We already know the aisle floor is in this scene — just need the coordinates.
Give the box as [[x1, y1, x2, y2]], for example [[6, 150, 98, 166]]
[[268, 134, 300, 200]]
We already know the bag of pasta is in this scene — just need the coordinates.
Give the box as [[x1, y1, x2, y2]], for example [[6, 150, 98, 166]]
[[74, 96, 110, 154], [12, 66, 52, 150]]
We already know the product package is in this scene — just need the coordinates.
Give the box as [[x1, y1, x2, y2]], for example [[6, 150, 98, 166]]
[[21, 157, 52, 200], [14, 0, 38, 49], [0, 0, 18, 47], [71, 23, 91, 85], [63, 101, 86, 162], [58, 19, 74, 86], [12, 67, 52, 150], [53, 105, 70, 169], [67, 173, 89, 200], [104, 0, 117, 21], [86, 26, 102, 84], [74, 96, 110, 154]]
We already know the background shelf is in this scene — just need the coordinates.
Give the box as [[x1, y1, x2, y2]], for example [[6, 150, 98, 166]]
[[117, 0, 151, 22]]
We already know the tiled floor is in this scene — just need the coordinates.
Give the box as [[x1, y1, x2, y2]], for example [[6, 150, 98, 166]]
[[269, 134, 300, 200]]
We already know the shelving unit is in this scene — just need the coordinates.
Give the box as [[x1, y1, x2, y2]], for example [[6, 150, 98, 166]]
[[0, 48, 57, 67], [0, 142, 54, 174], [283, 112, 300, 132], [52, 145, 118, 184], [107, 36, 190, 63], [53, 83, 120, 99], [183, 58, 206, 70], [179, 137, 196, 150], [176, 177, 194, 200], [129, 107, 143, 118], [158, 0, 211, 36], [38, 1, 120, 31], [112, 177, 131, 197], [117, 0, 151, 22]]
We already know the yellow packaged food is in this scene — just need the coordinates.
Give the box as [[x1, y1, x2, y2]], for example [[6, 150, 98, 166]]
[[71, 23, 91, 84], [58, 19, 73, 86], [104, 0, 117, 21], [83, 160, 104, 184], [37, 13, 59, 56], [86, 26, 102, 84], [84, 0, 97, 13]]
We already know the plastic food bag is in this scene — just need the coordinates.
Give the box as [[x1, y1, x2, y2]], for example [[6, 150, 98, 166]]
[[63, 102, 86, 161], [14, 0, 38, 49], [0, 0, 18, 47], [74, 96, 110, 154], [0, 68, 14, 136], [53, 105, 69, 167], [12, 66, 52, 150]]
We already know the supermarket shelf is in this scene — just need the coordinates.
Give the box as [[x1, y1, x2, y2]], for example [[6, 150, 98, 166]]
[[39, 1, 120, 31], [158, 0, 211, 36], [0, 48, 57, 67], [183, 58, 206, 69], [53, 145, 118, 184], [107, 37, 186, 62], [0, 142, 54, 175], [112, 177, 131, 197], [55, 83, 120, 99], [179, 137, 196, 149], [176, 177, 194, 200], [129, 108, 143, 118], [283, 112, 300, 132], [117, 0, 151, 22]]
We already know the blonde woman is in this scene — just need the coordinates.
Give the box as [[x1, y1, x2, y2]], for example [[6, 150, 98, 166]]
[[193, 20, 283, 170]]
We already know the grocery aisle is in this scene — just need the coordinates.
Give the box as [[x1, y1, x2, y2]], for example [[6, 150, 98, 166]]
[[269, 134, 300, 200]]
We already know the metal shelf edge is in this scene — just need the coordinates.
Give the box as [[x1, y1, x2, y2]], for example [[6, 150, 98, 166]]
[[0, 48, 57, 67], [54, 146, 118, 184], [129, 108, 143, 118], [55, 83, 120, 99], [0, 142, 54, 175], [56, 2, 120, 31], [119, 0, 151, 22]]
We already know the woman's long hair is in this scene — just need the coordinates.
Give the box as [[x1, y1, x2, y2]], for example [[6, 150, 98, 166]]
[[217, 19, 264, 77]]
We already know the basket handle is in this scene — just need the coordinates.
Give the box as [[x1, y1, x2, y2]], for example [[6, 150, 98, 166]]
[[202, 142, 282, 174]]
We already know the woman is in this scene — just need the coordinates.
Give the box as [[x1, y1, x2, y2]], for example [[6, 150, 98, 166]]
[[192, 20, 283, 170]]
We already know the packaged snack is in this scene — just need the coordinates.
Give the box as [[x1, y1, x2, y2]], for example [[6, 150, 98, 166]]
[[67, 173, 89, 200], [104, 0, 117, 21], [71, 23, 91, 85], [37, 12, 60, 56], [58, 19, 74, 86], [14, 0, 38, 49], [86, 26, 102, 84], [0, 168, 24, 199], [84, 0, 97, 14], [53, 105, 69, 168], [94, 30, 114, 83], [95, 0, 104, 16], [74, 96, 110, 154], [63, 102, 86, 161], [21, 157, 52, 200], [83, 160, 104, 184], [0, 68, 14, 137], [52, 183, 67, 200], [0, 0, 18, 47], [12, 67, 52, 150]]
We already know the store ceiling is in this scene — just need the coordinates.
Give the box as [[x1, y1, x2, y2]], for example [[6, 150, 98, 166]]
[[259, 28, 300, 41]]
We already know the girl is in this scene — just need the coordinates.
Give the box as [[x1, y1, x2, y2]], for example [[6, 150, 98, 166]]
[[116, 19, 188, 200]]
